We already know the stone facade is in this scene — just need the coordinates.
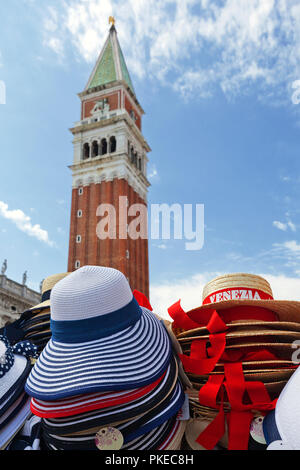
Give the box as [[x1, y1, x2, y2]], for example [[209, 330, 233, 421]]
[[0, 275, 41, 328]]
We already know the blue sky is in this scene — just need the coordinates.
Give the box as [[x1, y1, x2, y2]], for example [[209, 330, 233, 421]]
[[1, 0, 300, 314]]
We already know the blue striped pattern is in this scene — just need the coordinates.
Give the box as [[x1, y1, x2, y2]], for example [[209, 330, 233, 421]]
[[25, 309, 171, 400]]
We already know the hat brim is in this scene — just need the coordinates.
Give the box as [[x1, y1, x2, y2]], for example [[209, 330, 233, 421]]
[[0, 355, 29, 401], [25, 308, 171, 400], [177, 320, 300, 339], [178, 328, 300, 344], [185, 417, 228, 450], [31, 356, 177, 419], [44, 415, 178, 451], [25, 301, 50, 313], [187, 299, 300, 323]]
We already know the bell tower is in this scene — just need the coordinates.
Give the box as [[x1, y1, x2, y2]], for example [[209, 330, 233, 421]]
[[67, 20, 150, 297]]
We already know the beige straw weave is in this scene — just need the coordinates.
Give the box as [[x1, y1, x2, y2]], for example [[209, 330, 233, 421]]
[[202, 273, 273, 302]]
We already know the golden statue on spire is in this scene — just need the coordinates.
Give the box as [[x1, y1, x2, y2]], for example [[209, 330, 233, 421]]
[[109, 16, 115, 26]]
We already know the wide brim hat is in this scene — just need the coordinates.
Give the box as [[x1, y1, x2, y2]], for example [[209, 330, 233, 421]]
[[41, 380, 184, 444], [173, 273, 300, 325], [43, 415, 179, 451], [26, 273, 70, 313], [25, 266, 172, 400], [31, 354, 178, 419], [40, 381, 185, 450]]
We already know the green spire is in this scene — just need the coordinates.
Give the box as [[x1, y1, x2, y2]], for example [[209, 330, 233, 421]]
[[86, 25, 135, 94]]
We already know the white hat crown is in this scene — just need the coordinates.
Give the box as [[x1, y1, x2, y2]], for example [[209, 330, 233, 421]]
[[50, 266, 133, 322]]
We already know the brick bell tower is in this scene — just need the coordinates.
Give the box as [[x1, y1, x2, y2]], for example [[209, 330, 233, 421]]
[[67, 19, 150, 298]]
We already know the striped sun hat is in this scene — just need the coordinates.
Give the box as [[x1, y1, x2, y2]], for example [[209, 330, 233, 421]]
[[30, 354, 178, 419], [25, 266, 171, 400]]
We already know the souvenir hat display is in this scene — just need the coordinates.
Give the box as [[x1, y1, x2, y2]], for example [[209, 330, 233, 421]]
[[167, 273, 300, 450], [0, 273, 70, 353], [25, 265, 188, 450], [0, 335, 38, 449]]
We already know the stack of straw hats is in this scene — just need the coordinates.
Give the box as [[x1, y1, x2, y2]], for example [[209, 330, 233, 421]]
[[25, 266, 188, 451], [3, 274, 70, 354], [168, 273, 300, 450]]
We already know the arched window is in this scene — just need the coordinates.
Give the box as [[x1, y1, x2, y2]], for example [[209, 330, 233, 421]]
[[138, 158, 142, 171], [101, 138, 107, 155], [92, 141, 99, 158], [130, 147, 135, 163], [83, 143, 90, 160], [110, 136, 116, 153], [134, 152, 138, 167]]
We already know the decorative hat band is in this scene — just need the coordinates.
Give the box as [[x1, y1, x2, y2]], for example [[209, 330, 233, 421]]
[[203, 287, 274, 305], [50, 296, 142, 344], [0, 335, 39, 378]]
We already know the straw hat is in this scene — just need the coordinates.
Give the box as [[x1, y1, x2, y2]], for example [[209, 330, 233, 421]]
[[182, 273, 300, 324], [25, 266, 172, 400], [185, 418, 228, 450], [27, 273, 70, 312]]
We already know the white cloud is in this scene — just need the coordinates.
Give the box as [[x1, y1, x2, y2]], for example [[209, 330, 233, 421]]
[[281, 240, 300, 253], [150, 271, 300, 319], [45, 37, 64, 57], [273, 220, 288, 231], [40, 0, 300, 102], [288, 221, 297, 232], [273, 220, 297, 232], [0, 201, 54, 246], [148, 165, 158, 180]]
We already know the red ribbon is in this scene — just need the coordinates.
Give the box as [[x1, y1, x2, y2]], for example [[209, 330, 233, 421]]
[[179, 310, 228, 375], [203, 286, 273, 305], [168, 300, 200, 330], [195, 361, 277, 450], [133, 290, 153, 311]]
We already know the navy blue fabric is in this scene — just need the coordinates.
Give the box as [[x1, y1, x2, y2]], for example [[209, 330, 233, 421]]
[[122, 382, 185, 443], [0, 323, 25, 344], [263, 410, 281, 445], [50, 297, 142, 343], [41, 290, 51, 303]]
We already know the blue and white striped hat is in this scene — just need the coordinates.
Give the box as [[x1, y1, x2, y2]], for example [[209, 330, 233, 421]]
[[25, 266, 171, 400]]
